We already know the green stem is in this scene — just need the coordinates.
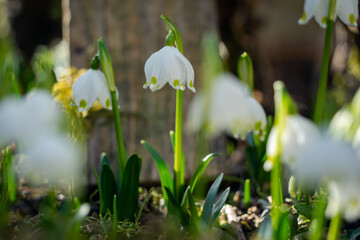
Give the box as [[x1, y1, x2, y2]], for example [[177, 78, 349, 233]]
[[313, 0, 336, 123], [271, 156, 283, 208], [327, 213, 342, 240], [110, 90, 127, 178], [174, 89, 184, 198], [309, 192, 327, 240]]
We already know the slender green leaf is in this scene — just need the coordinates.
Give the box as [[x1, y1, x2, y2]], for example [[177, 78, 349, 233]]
[[113, 194, 118, 235], [118, 154, 142, 221], [100, 161, 117, 216], [181, 186, 190, 211], [164, 187, 189, 225], [141, 140, 173, 200], [200, 173, 223, 224], [276, 211, 290, 240], [188, 190, 198, 222], [209, 187, 230, 227], [136, 189, 153, 223], [188, 153, 219, 193]]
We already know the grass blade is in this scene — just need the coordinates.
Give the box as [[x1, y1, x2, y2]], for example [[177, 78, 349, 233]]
[[200, 173, 223, 224], [209, 187, 230, 227], [188, 153, 218, 193]]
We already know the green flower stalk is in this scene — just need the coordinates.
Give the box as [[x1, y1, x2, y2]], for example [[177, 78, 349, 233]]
[[313, 0, 336, 124], [267, 81, 297, 211], [143, 15, 195, 201], [328, 212, 342, 240], [98, 38, 127, 177], [161, 16, 185, 199]]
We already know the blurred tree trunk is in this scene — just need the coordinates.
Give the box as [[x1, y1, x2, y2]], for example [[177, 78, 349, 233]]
[[64, 0, 223, 184]]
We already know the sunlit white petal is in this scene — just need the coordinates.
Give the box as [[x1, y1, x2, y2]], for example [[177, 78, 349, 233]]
[[187, 73, 266, 138], [326, 181, 360, 222], [266, 115, 321, 169], [295, 138, 360, 185]]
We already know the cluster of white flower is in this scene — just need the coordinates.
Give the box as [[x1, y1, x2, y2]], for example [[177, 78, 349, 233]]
[[266, 110, 360, 221], [0, 91, 81, 184]]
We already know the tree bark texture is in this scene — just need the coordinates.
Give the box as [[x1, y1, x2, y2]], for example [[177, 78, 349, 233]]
[[65, 0, 223, 183]]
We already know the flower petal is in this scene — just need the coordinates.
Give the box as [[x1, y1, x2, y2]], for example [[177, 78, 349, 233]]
[[298, 0, 322, 25], [336, 0, 358, 26], [314, 0, 329, 28], [72, 69, 101, 112], [173, 49, 195, 92], [97, 76, 114, 110]]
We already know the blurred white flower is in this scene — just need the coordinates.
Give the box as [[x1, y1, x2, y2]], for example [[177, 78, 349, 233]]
[[266, 115, 320, 169], [187, 73, 266, 138], [0, 91, 60, 147], [295, 138, 360, 185], [144, 46, 195, 92], [0, 90, 82, 185], [329, 107, 354, 141], [72, 69, 117, 112], [326, 181, 360, 222], [298, 0, 358, 28], [21, 134, 81, 184]]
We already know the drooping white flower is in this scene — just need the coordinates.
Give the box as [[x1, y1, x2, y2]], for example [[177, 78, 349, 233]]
[[187, 73, 266, 138], [298, 0, 358, 28], [266, 115, 321, 169], [144, 46, 195, 92], [326, 180, 360, 222], [0, 91, 60, 147], [72, 69, 116, 112]]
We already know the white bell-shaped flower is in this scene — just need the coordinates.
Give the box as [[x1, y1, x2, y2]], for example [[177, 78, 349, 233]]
[[187, 73, 266, 138], [266, 115, 321, 169], [144, 46, 195, 92], [72, 69, 116, 112], [298, 0, 358, 28]]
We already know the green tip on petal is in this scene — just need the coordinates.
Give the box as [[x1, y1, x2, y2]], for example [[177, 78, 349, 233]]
[[254, 121, 262, 131], [106, 98, 111, 108], [349, 14, 356, 25], [300, 12, 307, 22], [173, 79, 179, 87], [151, 76, 157, 85], [80, 99, 87, 109], [189, 80, 194, 88]]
